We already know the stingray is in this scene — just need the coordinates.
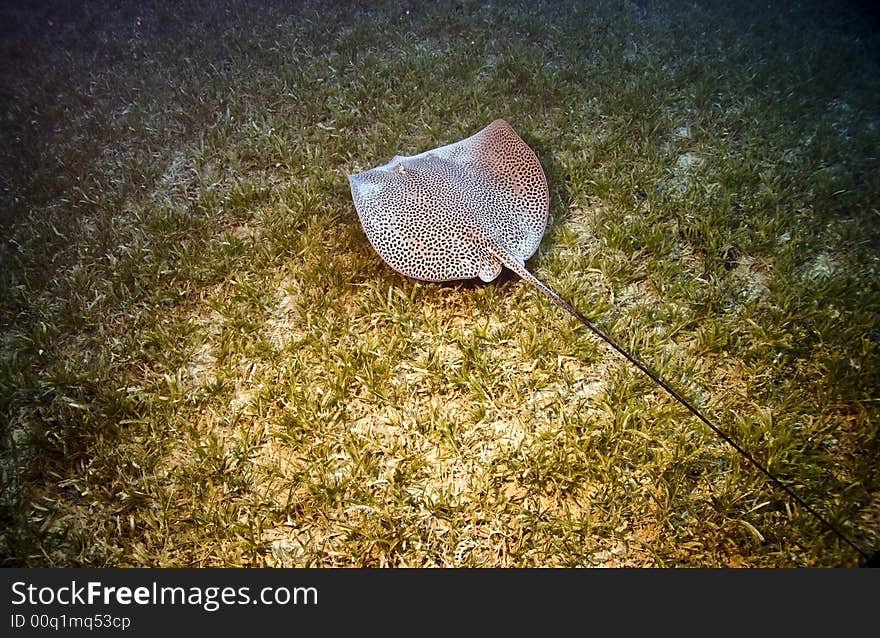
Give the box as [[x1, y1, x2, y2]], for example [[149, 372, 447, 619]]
[[347, 119, 875, 566]]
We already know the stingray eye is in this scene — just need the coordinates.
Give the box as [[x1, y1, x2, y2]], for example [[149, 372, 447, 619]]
[[396, 164, 407, 176]]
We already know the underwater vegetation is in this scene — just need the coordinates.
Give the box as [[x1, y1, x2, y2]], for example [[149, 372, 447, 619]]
[[0, 0, 878, 566]]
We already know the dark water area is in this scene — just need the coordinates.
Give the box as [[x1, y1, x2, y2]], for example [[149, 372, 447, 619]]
[[1, 0, 878, 228]]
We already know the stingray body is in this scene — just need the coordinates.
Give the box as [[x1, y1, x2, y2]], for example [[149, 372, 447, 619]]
[[348, 120, 547, 285], [347, 119, 874, 565], [349, 119, 574, 322]]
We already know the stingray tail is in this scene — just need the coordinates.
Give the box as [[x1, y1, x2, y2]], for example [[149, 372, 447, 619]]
[[489, 245, 874, 566]]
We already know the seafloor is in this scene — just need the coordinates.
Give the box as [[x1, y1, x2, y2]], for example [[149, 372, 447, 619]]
[[0, 1, 878, 567]]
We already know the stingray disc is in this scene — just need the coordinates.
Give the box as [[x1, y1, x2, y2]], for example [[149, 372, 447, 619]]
[[347, 119, 549, 283]]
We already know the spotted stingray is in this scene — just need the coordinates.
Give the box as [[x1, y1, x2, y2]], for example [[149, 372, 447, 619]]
[[346, 119, 875, 565], [348, 119, 548, 286]]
